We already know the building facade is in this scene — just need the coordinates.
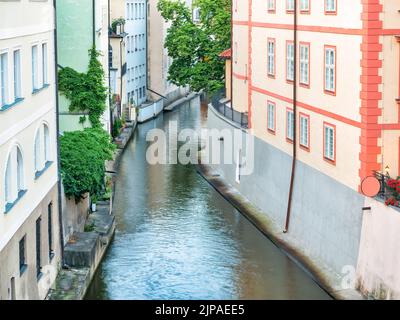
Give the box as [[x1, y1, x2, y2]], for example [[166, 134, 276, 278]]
[[56, 0, 111, 133], [0, 0, 61, 300], [125, 0, 147, 107], [209, 0, 400, 295]]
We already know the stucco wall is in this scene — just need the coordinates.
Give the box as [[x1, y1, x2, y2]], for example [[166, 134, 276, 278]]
[[357, 197, 400, 299], [208, 105, 364, 282]]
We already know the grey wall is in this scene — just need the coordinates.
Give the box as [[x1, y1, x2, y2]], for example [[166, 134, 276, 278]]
[[207, 106, 364, 278]]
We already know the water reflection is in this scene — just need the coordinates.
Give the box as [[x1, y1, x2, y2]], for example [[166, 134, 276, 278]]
[[86, 98, 330, 300]]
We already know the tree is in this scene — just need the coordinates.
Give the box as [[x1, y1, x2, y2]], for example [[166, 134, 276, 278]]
[[157, 0, 231, 93]]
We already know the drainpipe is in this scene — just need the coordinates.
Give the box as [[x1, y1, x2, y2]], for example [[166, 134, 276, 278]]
[[230, 0, 233, 106], [53, 0, 65, 264], [284, 1, 298, 233], [92, 0, 96, 46], [120, 37, 124, 117], [108, 0, 114, 133]]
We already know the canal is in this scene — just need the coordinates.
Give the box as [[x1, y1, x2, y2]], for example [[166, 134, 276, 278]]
[[85, 97, 331, 300]]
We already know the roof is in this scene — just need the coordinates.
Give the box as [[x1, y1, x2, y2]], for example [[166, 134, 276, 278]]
[[219, 48, 231, 59]]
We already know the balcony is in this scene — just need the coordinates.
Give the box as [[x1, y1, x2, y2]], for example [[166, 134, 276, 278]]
[[210, 89, 248, 129], [374, 171, 400, 209]]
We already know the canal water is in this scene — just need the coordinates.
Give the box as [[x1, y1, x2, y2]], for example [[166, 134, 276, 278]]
[[85, 98, 331, 300]]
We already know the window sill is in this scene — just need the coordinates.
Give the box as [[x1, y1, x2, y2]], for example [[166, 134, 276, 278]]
[[32, 84, 50, 95], [0, 98, 25, 112], [35, 161, 53, 180], [20, 264, 28, 277], [5, 190, 27, 214]]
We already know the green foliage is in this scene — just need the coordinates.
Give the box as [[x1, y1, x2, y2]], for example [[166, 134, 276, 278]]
[[157, 0, 231, 93], [111, 17, 126, 33], [60, 127, 116, 201], [58, 47, 108, 128], [112, 118, 123, 138]]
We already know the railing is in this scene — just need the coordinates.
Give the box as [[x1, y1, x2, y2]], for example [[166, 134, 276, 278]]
[[374, 171, 400, 208], [211, 89, 248, 129]]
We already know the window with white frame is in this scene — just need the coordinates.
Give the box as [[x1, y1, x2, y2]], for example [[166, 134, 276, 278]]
[[325, 47, 335, 93], [32, 45, 39, 90], [4, 146, 25, 210], [287, 42, 294, 81], [135, 3, 138, 19], [325, 0, 336, 13], [286, 109, 294, 141], [300, 44, 309, 85], [193, 7, 201, 22], [267, 40, 275, 76], [0, 52, 9, 107], [13, 50, 21, 100], [300, 0, 310, 11], [324, 124, 335, 161], [300, 115, 309, 148], [42, 43, 48, 85], [34, 130, 42, 173], [287, 0, 295, 11], [267, 102, 275, 132], [267, 0, 275, 11], [44, 124, 50, 163]]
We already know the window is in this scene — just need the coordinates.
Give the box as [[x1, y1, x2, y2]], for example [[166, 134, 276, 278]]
[[324, 46, 336, 93], [135, 3, 138, 19], [13, 50, 21, 100], [0, 52, 8, 107], [34, 130, 42, 173], [286, 42, 294, 82], [286, 109, 294, 141], [300, 43, 310, 86], [267, 102, 275, 133], [42, 43, 48, 85], [48, 203, 54, 260], [4, 146, 25, 212], [324, 123, 335, 162], [300, 114, 310, 149], [44, 124, 50, 163], [36, 217, 42, 279], [287, 0, 295, 12], [325, 0, 336, 13], [193, 7, 201, 22], [19, 236, 27, 275], [267, 0, 275, 12], [300, 0, 310, 12], [267, 39, 275, 77], [32, 45, 39, 90]]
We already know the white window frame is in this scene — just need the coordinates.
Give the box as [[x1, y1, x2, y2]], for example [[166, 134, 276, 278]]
[[300, 115, 309, 148], [325, 0, 336, 13], [4, 146, 25, 210], [324, 47, 336, 93], [0, 52, 9, 107], [34, 129, 42, 173], [324, 124, 335, 161], [267, 102, 275, 132], [42, 43, 48, 85], [286, 109, 294, 141], [267, 0, 275, 11], [267, 39, 275, 77], [44, 124, 51, 163], [287, 42, 294, 81], [300, 44, 310, 86], [13, 50, 21, 100], [300, 0, 310, 12], [32, 45, 39, 91], [287, 0, 295, 11]]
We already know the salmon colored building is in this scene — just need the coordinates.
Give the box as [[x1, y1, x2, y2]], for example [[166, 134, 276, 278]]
[[209, 0, 400, 298]]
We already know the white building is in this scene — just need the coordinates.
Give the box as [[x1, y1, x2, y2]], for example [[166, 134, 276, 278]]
[[0, 0, 61, 300], [125, 0, 147, 107]]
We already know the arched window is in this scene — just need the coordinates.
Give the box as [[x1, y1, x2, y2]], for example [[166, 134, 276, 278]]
[[43, 124, 50, 163], [4, 145, 25, 211], [34, 130, 42, 172]]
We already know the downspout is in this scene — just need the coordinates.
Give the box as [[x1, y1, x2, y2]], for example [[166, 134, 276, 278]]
[[92, 0, 96, 46], [108, 0, 114, 134], [145, 0, 149, 91], [53, 0, 65, 264], [120, 37, 123, 117], [284, 1, 298, 233]]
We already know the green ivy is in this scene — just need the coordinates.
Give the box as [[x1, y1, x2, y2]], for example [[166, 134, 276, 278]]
[[58, 47, 108, 128], [111, 17, 126, 33], [60, 127, 116, 201]]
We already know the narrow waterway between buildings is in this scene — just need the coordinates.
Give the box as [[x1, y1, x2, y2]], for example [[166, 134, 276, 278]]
[[85, 97, 331, 300]]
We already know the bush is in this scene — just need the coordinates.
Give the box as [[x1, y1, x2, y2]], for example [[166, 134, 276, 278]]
[[60, 128, 116, 201], [112, 118, 123, 138]]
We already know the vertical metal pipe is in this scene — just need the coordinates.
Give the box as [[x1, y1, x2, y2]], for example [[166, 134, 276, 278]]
[[284, 0, 298, 233]]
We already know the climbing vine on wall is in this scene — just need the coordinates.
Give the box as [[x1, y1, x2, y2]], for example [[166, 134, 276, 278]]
[[58, 47, 107, 128]]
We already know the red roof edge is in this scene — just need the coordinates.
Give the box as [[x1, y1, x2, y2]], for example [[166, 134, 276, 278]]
[[219, 48, 232, 59]]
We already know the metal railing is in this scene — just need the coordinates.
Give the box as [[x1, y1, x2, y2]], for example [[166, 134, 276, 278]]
[[211, 89, 248, 129], [374, 171, 400, 208]]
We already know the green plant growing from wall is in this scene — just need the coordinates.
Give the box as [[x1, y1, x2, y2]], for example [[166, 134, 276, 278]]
[[60, 127, 116, 201], [58, 47, 108, 128], [157, 0, 231, 93], [111, 17, 126, 33]]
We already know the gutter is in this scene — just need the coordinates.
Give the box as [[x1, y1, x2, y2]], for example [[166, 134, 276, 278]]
[[284, 1, 298, 233], [52, 0, 65, 264]]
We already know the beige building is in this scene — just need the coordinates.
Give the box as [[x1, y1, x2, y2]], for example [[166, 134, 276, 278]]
[[0, 0, 61, 299]]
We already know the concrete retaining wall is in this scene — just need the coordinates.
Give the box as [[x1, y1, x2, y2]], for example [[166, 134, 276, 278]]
[[356, 198, 400, 299], [207, 105, 365, 289]]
